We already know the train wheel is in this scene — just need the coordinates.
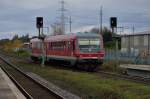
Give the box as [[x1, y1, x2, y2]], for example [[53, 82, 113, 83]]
[[87, 63, 97, 72]]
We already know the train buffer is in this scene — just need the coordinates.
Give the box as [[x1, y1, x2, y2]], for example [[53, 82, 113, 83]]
[[0, 67, 26, 99], [120, 64, 150, 79]]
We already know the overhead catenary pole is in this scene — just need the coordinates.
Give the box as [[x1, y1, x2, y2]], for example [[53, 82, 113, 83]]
[[60, 0, 66, 34], [132, 25, 135, 56], [100, 6, 103, 34], [99, 6, 103, 34], [69, 16, 72, 33], [132, 25, 135, 34]]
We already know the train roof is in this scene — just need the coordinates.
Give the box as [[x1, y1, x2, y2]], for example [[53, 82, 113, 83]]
[[45, 32, 101, 42], [30, 38, 42, 42], [30, 32, 101, 42], [45, 33, 76, 42]]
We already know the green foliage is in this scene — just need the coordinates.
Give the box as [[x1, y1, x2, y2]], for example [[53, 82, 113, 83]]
[[18, 34, 29, 42], [102, 27, 112, 42], [89, 27, 121, 49], [101, 61, 119, 72], [90, 27, 113, 43], [15, 49, 30, 57], [104, 41, 116, 49], [0, 34, 29, 53], [12, 34, 19, 41], [12, 34, 29, 42], [3, 39, 23, 51]]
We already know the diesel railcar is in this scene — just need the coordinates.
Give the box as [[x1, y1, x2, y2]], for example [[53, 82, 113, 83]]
[[30, 32, 105, 71]]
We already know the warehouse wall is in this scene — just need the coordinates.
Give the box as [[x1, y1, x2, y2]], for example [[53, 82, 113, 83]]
[[121, 34, 150, 56]]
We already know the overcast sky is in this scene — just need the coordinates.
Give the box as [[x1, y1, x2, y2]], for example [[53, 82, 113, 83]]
[[0, 0, 150, 39]]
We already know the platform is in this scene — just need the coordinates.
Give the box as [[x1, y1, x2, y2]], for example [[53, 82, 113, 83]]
[[120, 64, 150, 78], [0, 67, 26, 99], [120, 64, 150, 71]]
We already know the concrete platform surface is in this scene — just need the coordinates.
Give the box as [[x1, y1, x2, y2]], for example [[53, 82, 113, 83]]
[[27, 72, 81, 99], [0, 68, 26, 99], [120, 64, 150, 71]]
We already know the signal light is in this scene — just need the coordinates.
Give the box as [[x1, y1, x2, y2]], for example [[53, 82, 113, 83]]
[[110, 17, 117, 28], [36, 17, 43, 28]]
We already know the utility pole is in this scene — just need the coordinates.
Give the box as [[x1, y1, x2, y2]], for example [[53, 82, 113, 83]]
[[132, 25, 135, 56], [69, 16, 72, 33], [60, 0, 66, 34], [99, 6, 103, 34], [132, 25, 135, 34]]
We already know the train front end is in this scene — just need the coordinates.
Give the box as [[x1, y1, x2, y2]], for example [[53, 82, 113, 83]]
[[75, 33, 105, 70]]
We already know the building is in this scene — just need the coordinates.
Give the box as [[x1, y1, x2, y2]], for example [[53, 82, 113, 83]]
[[121, 31, 150, 56]]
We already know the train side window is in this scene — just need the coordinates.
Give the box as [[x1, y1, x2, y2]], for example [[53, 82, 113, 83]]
[[53, 42, 56, 50], [49, 42, 51, 50], [62, 41, 65, 50], [64, 41, 66, 49], [72, 41, 75, 51], [68, 41, 70, 49], [51, 42, 53, 50]]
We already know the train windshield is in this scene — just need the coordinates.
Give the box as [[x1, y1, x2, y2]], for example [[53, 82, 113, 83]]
[[78, 38, 100, 53]]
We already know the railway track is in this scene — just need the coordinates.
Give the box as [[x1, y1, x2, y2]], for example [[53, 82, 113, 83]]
[[0, 56, 65, 99], [1, 52, 150, 86], [98, 71, 150, 85]]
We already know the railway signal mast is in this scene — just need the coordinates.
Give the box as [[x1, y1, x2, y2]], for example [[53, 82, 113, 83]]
[[36, 17, 45, 67], [36, 17, 43, 37], [110, 17, 117, 33], [110, 17, 119, 63]]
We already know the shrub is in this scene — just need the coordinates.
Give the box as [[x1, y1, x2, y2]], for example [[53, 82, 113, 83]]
[[101, 61, 124, 73], [15, 49, 30, 57]]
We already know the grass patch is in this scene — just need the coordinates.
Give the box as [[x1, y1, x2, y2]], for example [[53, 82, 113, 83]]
[[15, 49, 30, 57], [101, 61, 125, 73], [12, 61, 150, 99]]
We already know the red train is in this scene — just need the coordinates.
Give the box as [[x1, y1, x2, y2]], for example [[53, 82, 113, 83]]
[[30, 32, 105, 71]]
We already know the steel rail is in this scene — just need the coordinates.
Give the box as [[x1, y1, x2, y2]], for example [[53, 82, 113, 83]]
[[0, 56, 65, 99], [98, 71, 150, 85]]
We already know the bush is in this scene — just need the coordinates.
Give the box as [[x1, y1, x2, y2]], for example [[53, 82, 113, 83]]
[[15, 49, 30, 57], [101, 61, 124, 73]]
